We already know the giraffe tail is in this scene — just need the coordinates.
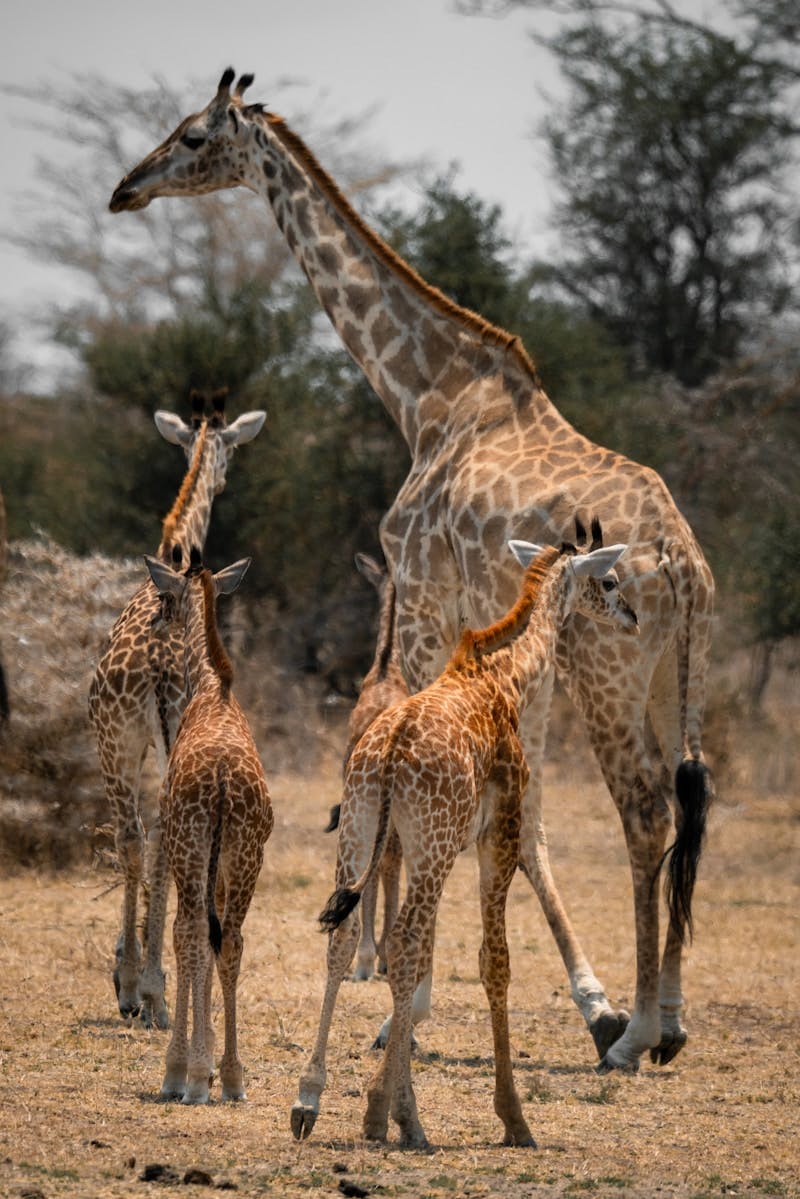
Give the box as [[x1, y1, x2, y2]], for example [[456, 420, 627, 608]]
[[207, 774, 226, 955], [665, 759, 711, 944], [0, 658, 9, 723], [324, 803, 341, 833], [318, 715, 403, 933], [664, 548, 715, 943]]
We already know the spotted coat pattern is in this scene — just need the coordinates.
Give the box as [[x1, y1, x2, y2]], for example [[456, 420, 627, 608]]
[[88, 397, 264, 1028], [340, 553, 408, 981], [292, 542, 638, 1148], [110, 71, 715, 1071], [146, 559, 273, 1104]]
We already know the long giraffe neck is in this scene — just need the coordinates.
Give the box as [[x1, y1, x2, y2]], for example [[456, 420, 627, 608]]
[[242, 112, 545, 451], [502, 560, 573, 708], [182, 572, 233, 702], [452, 550, 573, 711], [158, 422, 218, 560]]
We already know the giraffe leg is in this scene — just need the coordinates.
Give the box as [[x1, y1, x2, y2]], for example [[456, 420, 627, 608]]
[[371, 959, 431, 1051], [161, 898, 191, 1099], [376, 827, 402, 975], [477, 779, 535, 1148], [96, 734, 148, 1020], [366, 896, 435, 1149], [352, 874, 379, 981], [291, 905, 360, 1139], [651, 920, 687, 1065], [216, 921, 245, 1101], [291, 808, 373, 1141], [183, 902, 214, 1105], [646, 648, 691, 1064], [517, 675, 628, 1058], [112, 807, 145, 1020], [216, 867, 258, 1102], [592, 748, 671, 1079], [139, 816, 170, 1030]]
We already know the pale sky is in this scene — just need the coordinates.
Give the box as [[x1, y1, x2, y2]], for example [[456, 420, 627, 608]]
[[0, 0, 565, 389]]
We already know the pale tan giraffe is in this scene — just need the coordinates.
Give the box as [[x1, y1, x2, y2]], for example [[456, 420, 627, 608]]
[[0, 487, 9, 724], [292, 522, 639, 1148], [88, 391, 265, 1028], [110, 69, 715, 1071], [144, 548, 273, 1103], [325, 553, 408, 981]]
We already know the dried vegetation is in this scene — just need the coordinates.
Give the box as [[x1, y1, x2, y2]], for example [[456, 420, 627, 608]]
[[0, 537, 798, 1198]]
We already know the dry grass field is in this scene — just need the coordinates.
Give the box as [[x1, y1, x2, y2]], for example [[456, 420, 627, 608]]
[[1, 539, 799, 1198], [1, 752, 799, 1199]]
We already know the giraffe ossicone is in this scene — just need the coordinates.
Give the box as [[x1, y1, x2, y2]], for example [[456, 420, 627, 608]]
[[111, 71, 715, 1070]]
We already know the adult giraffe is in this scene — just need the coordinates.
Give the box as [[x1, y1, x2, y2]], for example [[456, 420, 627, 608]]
[[110, 69, 714, 1072]]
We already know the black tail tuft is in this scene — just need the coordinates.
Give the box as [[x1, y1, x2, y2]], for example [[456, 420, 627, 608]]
[[666, 759, 712, 944], [324, 803, 341, 833], [208, 911, 223, 955], [0, 661, 9, 724], [318, 886, 361, 932]]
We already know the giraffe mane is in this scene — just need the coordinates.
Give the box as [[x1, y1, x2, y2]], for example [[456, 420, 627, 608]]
[[449, 545, 562, 669], [199, 569, 234, 697], [259, 112, 543, 387], [159, 419, 210, 557]]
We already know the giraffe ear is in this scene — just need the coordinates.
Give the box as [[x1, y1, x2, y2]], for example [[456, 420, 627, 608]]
[[213, 558, 252, 596], [571, 544, 628, 578], [154, 411, 193, 447], [354, 552, 386, 591], [143, 555, 186, 597], [221, 410, 266, 445], [508, 539, 547, 569]]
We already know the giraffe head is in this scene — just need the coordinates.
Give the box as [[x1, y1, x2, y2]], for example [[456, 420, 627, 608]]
[[110, 69, 260, 212], [509, 517, 639, 634], [145, 546, 251, 627], [155, 388, 266, 496]]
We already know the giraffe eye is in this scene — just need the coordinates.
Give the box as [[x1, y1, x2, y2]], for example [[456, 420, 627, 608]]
[[601, 578, 617, 592], [181, 133, 206, 151]]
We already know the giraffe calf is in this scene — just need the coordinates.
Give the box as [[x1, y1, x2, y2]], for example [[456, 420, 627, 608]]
[[292, 522, 638, 1150], [326, 552, 408, 981], [145, 550, 273, 1104]]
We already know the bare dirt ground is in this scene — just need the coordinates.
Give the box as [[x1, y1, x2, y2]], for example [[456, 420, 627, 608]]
[[1, 752, 798, 1199]]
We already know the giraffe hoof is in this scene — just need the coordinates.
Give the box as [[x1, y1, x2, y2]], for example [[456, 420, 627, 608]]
[[649, 1029, 687, 1066], [596, 1053, 640, 1075], [397, 1128, 431, 1151], [138, 1001, 169, 1031], [290, 1102, 318, 1140], [590, 1010, 630, 1059], [503, 1129, 537, 1149]]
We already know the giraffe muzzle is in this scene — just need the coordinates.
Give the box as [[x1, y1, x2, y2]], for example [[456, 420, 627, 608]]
[[109, 183, 150, 213]]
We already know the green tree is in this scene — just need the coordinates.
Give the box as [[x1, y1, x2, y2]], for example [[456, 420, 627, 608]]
[[543, 21, 796, 382]]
